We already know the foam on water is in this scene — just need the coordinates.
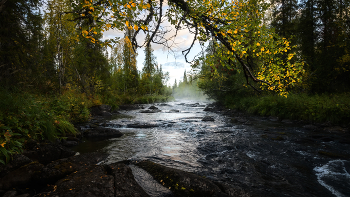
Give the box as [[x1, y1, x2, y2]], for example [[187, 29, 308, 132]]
[[314, 160, 350, 197]]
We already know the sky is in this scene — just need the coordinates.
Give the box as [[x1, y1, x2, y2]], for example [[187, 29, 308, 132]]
[[102, 14, 205, 87]]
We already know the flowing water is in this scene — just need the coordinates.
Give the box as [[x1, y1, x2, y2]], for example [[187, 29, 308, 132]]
[[73, 100, 350, 197]]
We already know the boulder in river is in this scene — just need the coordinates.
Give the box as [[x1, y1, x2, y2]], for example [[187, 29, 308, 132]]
[[202, 116, 215, 121], [118, 104, 143, 110], [168, 109, 180, 113], [127, 123, 159, 128], [84, 127, 123, 139], [148, 105, 159, 110], [140, 109, 162, 113]]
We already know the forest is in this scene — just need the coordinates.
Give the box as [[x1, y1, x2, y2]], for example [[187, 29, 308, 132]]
[[1, 0, 350, 164], [174, 0, 350, 124], [0, 0, 172, 164]]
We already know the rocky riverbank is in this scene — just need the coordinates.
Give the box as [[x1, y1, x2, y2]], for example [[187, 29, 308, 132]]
[[0, 104, 242, 197], [0, 143, 240, 197], [1, 102, 349, 197]]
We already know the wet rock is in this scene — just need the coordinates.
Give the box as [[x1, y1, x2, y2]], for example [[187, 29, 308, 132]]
[[14, 194, 30, 197], [140, 109, 162, 113], [203, 106, 213, 111], [243, 120, 252, 125], [0, 161, 45, 190], [85, 127, 123, 139], [168, 109, 180, 113], [46, 165, 115, 197], [119, 104, 142, 110], [186, 103, 199, 107], [42, 152, 108, 184], [23, 141, 76, 165], [90, 104, 113, 117], [110, 162, 149, 197], [129, 165, 174, 197], [236, 118, 248, 124], [159, 103, 171, 106], [148, 106, 159, 110], [223, 109, 234, 116], [40, 162, 148, 197], [62, 140, 78, 147], [324, 126, 349, 134], [136, 160, 229, 197], [202, 116, 215, 122], [213, 182, 248, 197], [281, 119, 293, 124], [2, 190, 17, 197], [303, 125, 319, 131], [127, 123, 159, 128], [0, 154, 32, 178]]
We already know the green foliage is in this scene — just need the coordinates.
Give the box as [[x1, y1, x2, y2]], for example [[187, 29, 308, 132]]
[[225, 93, 350, 124], [0, 89, 77, 164], [49, 86, 92, 123]]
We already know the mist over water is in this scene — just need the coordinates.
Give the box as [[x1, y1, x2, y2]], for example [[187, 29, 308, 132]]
[[172, 84, 210, 101]]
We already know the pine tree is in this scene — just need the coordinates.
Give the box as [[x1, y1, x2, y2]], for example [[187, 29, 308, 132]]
[[122, 27, 138, 93], [183, 70, 188, 84], [142, 33, 157, 94]]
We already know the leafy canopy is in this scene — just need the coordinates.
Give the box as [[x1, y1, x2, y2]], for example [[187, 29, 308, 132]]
[[74, 0, 305, 96]]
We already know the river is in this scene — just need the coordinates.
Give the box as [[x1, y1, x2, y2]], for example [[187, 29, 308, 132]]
[[73, 100, 350, 197]]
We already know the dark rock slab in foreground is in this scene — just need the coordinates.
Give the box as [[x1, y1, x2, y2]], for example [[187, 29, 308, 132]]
[[46, 165, 115, 197], [0, 161, 45, 190], [110, 162, 149, 197], [23, 140, 76, 165], [39, 162, 148, 197], [136, 160, 230, 197], [0, 152, 108, 192], [85, 127, 123, 139]]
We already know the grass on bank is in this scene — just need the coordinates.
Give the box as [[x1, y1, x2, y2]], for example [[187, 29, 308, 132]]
[[0, 87, 173, 164], [224, 93, 350, 125]]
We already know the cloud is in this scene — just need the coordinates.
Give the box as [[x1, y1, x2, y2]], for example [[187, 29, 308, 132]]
[[162, 62, 185, 68]]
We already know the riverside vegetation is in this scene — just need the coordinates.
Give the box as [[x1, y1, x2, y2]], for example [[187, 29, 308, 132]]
[[1, 0, 350, 168], [0, 0, 172, 164]]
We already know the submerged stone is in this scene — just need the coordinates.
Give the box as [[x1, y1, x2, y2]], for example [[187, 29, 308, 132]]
[[202, 116, 215, 121]]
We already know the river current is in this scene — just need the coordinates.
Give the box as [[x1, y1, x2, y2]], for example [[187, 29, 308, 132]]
[[73, 100, 350, 197]]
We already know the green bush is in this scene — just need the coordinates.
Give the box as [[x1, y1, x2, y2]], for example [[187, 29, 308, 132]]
[[0, 89, 77, 164], [225, 93, 350, 124]]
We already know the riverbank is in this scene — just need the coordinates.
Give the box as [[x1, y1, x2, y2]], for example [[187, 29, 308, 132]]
[[0, 88, 174, 165], [0, 103, 238, 197], [221, 93, 350, 128], [2, 100, 350, 196]]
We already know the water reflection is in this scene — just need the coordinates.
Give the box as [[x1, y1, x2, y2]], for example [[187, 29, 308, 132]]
[[72, 100, 350, 196]]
